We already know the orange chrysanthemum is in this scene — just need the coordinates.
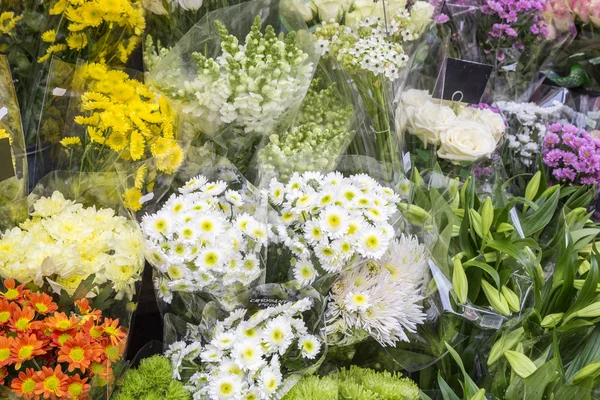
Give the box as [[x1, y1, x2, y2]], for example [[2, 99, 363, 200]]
[[11, 334, 46, 369], [44, 312, 79, 332], [26, 293, 58, 315], [49, 329, 78, 348], [81, 319, 104, 340], [101, 318, 127, 345], [34, 365, 68, 399], [58, 334, 98, 373], [74, 299, 100, 318], [0, 366, 7, 385], [0, 336, 14, 367], [10, 307, 41, 333], [90, 361, 113, 381], [1, 279, 29, 302], [65, 374, 91, 400], [0, 299, 16, 324], [101, 337, 125, 363], [11, 368, 37, 399]]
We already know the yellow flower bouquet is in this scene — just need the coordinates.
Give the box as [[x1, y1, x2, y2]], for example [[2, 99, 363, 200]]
[[38, 0, 145, 65]]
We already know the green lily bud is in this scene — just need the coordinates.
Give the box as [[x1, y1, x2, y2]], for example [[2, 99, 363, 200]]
[[488, 327, 525, 366], [525, 171, 541, 202], [504, 350, 537, 378], [501, 286, 521, 313], [497, 222, 514, 233], [572, 363, 600, 384], [565, 301, 600, 324], [481, 197, 493, 238], [452, 257, 468, 304], [454, 208, 465, 219], [398, 203, 432, 226], [468, 209, 484, 239], [481, 280, 511, 316], [470, 389, 486, 400], [460, 177, 471, 208], [452, 225, 460, 237], [541, 313, 564, 329]]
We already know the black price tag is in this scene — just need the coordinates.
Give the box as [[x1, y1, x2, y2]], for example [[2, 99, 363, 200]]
[[0, 137, 14, 182], [435, 58, 493, 104]]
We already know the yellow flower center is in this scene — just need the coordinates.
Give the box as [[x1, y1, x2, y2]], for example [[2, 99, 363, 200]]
[[366, 236, 379, 248], [0, 348, 10, 361], [15, 317, 29, 331], [352, 294, 367, 305], [205, 253, 218, 266], [303, 341, 314, 351], [35, 303, 48, 313], [58, 333, 72, 346], [0, 311, 10, 323], [4, 288, 18, 299], [18, 345, 33, 359], [327, 215, 340, 227], [68, 382, 83, 396], [44, 376, 59, 391], [22, 378, 36, 393], [201, 221, 213, 231], [57, 320, 71, 330], [70, 347, 85, 362], [220, 383, 233, 395]]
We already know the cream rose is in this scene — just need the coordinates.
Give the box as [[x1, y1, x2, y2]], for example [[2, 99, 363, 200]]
[[401, 89, 432, 109], [407, 101, 457, 146], [407, 1, 435, 35], [315, 0, 349, 22], [437, 121, 497, 163], [289, 0, 316, 22], [458, 107, 506, 140]]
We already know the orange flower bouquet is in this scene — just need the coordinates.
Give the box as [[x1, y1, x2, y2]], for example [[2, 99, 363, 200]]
[[0, 279, 128, 399]]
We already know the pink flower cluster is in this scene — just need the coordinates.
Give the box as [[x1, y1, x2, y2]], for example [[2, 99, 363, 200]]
[[544, 0, 600, 36], [543, 123, 600, 186], [481, 0, 550, 61]]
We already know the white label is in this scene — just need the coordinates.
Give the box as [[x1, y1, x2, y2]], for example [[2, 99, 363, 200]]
[[509, 207, 525, 239], [52, 87, 67, 96], [140, 192, 155, 205], [0, 107, 7, 121]]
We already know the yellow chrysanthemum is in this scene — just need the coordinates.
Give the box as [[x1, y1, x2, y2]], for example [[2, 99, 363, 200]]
[[59, 137, 82, 147], [78, 3, 103, 27], [156, 146, 184, 174], [41, 30, 57, 43], [66, 32, 87, 50], [85, 63, 108, 81], [106, 131, 128, 152], [98, 0, 125, 13], [112, 82, 136, 103], [65, 6, 84, 24], [87, 126, 105, 144], [122, 187, 142, 211], [150, 137, 175, 158], [48, 44, 67, 54], [101, 111, 130, 133], [50, 0, 68, 15], [129, 130, 145, 161], [134, 164, 147, 189], [0, 12, 22, 35]]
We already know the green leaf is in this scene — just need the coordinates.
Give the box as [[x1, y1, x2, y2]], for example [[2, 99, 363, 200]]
[[522, 361, 559, 400], [520, 187, 560, 237], [566, 253, 600, 317], [463, 259, 501, 290], [437, 373, 461, 400], [566, 326, 600, 380]]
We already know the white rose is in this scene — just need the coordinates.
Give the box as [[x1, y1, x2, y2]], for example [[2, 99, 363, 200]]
[[407, 1, 434, 35], [407, 101, 457, 146], [458, 107, 506, 141], [401, 89, 432, 108], [176, 0, 203, 11], [289, 0, 316, 22], [437, 121, 497, 163], [315, 0, 349, 22], [371, 0, 409, 19]]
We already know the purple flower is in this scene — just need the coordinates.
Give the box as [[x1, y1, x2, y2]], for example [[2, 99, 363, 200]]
[[544, 132, 560, 147], [561, 151, 578, 166], [548, 123, 562, 133], [543, 149, 563, 167], [435, 13, 449, 24], [553, 168, 577, 183]]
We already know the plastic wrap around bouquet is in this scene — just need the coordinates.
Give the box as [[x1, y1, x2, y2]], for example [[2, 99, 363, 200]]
[[146, 0, 320, 174], [162, 282, 326, 400], [0, 171, 146, 399], [0, 55, 28, 231], [141, 157, 269, 319], [397, 27, 507, 190], [34, 57, 190, 217]]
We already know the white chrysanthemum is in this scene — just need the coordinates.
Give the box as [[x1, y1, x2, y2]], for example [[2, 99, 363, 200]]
[[293, 259, 318, 286], [303, 220, 325, 245], [269, 179, 285, 205], [209, 374, 243, 399], [382, 235, 428, 286], [232, 339, 265, 371], [345, 292, 370, 312], [293, 192, 316, 213], [213, 331, 237, 350], [180, 175, 209, 194], [225, 189, 244, 206], [258, 365, 282, 396], [196, 247, 226, 271], [319, 206, 350, 238], [202, 180, 228, 196], [298, 334, 321, 359], [142, 213, 171, 240], [200, 345, 224, 363], [262, 316, 294, 354], [356, 227, 388, 259]]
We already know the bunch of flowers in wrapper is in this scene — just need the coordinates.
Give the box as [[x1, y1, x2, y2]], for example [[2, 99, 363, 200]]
[[325, 235, 428, 347], [0, 191, 144, 300], [542, 123, 600, 186], [256, 78, 354, 182], [142, 175, 268, 308], [314, 3, 434, 166], [38, 0, 144, 64], [148, 13, 315, 173], [59, 63, 184, 212], [166, 297, 322, 400], [401, 89, 505, 173], [267, 171, 401, 284], [0, 283, 127, 399]]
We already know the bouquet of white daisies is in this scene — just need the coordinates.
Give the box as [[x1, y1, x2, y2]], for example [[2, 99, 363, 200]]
[[266, 171, 401, 285], [141, 173, 269, 311], [165, 286, 325, 400]]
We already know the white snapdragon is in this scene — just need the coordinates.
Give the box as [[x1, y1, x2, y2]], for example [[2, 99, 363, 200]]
[[166, 300, 321, 400], [0, 191, 144, 300], [268, 171, 400, 282], [141, 176, 268, 305], [325, 235, 428, 346]]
